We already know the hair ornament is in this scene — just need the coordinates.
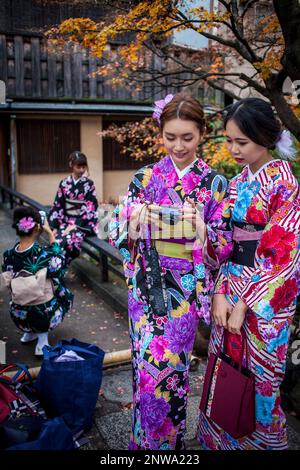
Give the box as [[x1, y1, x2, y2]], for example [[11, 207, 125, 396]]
[[152, 94, 174, 124], [275, 130, 297, 161], [17, 217, 36, 233]]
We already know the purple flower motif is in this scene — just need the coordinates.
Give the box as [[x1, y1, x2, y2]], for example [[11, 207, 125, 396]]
[[140, 392, 171, 433], [17, 217, 36, 233], [128, 291, 145, 322], [164, 313, 198, 354], [157, 155, 174, 175], [139, 369, 156, 393], [152, 94, 174, 124], [203, 198, 219, 223], [144, 174, 167, 203]]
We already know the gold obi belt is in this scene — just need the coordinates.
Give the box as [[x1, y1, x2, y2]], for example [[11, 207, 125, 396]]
[[154, 240, 193, 261]]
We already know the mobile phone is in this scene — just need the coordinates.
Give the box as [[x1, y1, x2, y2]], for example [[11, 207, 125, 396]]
[[159, 205, 181, 224], [39, 210, 46, 225]]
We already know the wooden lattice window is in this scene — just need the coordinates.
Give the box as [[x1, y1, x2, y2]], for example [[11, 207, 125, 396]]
[[17, 119, 80, 174]]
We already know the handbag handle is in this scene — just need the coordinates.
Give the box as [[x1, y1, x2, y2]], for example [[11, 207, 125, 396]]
[[42, 344, 100, 360], [0, 362, 32, 385]]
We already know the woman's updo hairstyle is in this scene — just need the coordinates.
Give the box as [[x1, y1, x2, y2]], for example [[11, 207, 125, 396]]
[[68, 151, 88, 168], [12, 206, 41, 236], [224, 97, 282, 150], [159, 91, 206, 134]]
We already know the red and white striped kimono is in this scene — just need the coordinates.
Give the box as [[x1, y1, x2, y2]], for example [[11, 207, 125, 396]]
[[197, 159, 300, 450]]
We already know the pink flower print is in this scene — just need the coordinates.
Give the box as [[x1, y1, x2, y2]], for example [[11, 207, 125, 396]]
[[85, 201, 95, 212], [153, 314, 168, 328], [139, 369, 156, 393], [177, 387, 186, 398], [276, 343, 288, 361], [257, 380, 273, 397], [165, 169, 179, 187], [78, 193, 85, 200], [166, 374, 180, 391], [196, 187, 212, 203], [181, 173, 202, 193], [151, 417, 173, 440], [149, 335, 169, 362], [202, 433, 218, 450]]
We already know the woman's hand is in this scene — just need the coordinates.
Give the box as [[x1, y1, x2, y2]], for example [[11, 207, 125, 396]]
[[212, 294, 233, 328], [129, 204, 161, 240], [62, 224, 76, 236], [42, 219, 56, 244], [183, 198, 206, 244], [227, 299, 248, 335]]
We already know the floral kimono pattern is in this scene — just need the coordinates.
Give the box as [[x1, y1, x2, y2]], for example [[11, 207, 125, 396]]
[[48, 175, 99, 265], [2, 242, 73, 333], [197, 159, 300, 450], [110, 155, 233, 450]]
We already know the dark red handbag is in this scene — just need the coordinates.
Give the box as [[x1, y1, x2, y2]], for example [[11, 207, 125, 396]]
[[200, 330, 256, 439]]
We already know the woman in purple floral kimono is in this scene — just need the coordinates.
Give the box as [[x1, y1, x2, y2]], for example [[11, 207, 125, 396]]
[[110, 92, 233, 450], [48, 151, 99, 266]]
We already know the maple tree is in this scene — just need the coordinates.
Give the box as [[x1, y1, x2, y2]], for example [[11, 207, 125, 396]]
[[44, 0, 300, 142]]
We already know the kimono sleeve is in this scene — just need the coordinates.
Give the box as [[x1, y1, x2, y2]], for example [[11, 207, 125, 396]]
[[48, 181, 65, 229], [202, 174, 233, 270], [1, 250, 9, 272], [240, 179, 300, 320], [76, 180, 99, 235], [109, 169, 147, 264], [44, 242, 67, 280]]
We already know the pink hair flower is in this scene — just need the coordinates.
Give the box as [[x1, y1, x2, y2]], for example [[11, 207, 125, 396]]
[[17, 217, 36, 233], [152, 94, 174, 124]]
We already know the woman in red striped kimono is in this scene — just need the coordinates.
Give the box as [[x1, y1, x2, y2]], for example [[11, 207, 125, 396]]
[[197, 98, 300, 450]]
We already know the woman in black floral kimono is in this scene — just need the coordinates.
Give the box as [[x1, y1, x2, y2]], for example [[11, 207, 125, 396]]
[[48, 151, 99, 266], [2, 206, 73, 356]]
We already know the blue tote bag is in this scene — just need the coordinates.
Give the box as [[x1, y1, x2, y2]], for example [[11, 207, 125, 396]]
[[36, 339, 105, 433]]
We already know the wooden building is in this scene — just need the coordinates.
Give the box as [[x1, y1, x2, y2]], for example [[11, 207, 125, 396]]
[[0, 0, 217, 204]]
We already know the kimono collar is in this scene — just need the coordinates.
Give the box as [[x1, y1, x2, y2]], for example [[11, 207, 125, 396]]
[[72, 175, 82, 185], [247, 159, 282, 183], [170, 157, 198, 179]]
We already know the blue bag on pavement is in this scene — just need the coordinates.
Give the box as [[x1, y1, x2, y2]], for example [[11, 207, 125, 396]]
[[6, 416, 75, 450], [36, 339, 105, 433]]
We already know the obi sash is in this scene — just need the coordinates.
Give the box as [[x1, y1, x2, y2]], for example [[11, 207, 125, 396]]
[[154, 240, 193, 261], [65, 199, 84, 218], [231, 221, 265, 268]]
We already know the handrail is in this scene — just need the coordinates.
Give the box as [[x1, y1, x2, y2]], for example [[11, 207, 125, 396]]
[[0, 184, 124, 283]]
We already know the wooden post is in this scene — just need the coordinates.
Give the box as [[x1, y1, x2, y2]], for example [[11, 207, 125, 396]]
[[100, 252, 109, 282], [31, 37, 41, 97], [14, 36, 25, 96]]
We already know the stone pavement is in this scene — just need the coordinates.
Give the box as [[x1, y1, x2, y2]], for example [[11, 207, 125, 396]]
[[84, 361, 300, 450]]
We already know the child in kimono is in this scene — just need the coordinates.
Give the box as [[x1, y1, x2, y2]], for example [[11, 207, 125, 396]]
[[110, 92, 233, 450], [198, 97, 300, 450], [48, 151, 99, 266], [2, 206, 73, 356]]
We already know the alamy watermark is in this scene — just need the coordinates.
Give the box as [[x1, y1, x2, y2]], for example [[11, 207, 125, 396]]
[[0, 80, 5, 104], [291, 80, 300, 105], [291, 339, 300, 366]]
